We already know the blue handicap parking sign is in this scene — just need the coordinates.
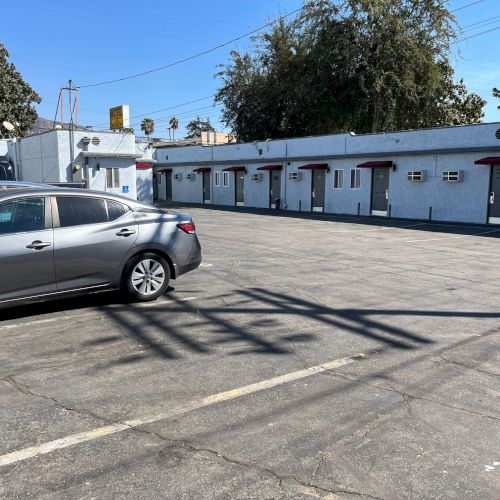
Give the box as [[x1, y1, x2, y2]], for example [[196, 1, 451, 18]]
[[122, 185, 129, 193]]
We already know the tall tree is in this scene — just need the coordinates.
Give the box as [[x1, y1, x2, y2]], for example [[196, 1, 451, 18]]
[[215, 0, 485, 141], [169, 116, 179, 140], [0, 42, 41, 138], [140, 118, 155, 141], [186, 116, 215, 139], [494, 87, 500, 109]]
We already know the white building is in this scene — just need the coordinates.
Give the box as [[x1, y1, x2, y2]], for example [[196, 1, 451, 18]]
[[153, 122, 500, 225], [3, 129, 154, 203]]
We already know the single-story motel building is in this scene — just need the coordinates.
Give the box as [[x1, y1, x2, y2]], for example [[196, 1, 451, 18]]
[[154, 122, 500, 225], [2, 122, 500, 226]]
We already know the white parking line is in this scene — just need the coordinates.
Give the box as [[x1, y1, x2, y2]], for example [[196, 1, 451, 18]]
[[0, 354, 361, 467]]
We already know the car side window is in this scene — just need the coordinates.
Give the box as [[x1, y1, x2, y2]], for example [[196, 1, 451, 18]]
[[57, 197, 108, 228], [0, 197, 45, 235], [107, 200, 128, 221]]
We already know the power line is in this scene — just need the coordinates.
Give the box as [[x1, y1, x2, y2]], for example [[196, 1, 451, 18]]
[[454, 24, 500, 42], [451, 0, 487, 13], [90, 94, 217, 128], [82, 0, 496, 131], [461, 14, 500, 31], [76, 8, 302, 89]]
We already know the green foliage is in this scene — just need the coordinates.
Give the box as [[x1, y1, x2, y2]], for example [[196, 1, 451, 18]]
[[0, 42, 41, 138], [186, 116, 215, 139], [140, 118, 155, 137], [169, 116, 179, 140], [494, 88, 500, 109], [215, 0, 485, 141]]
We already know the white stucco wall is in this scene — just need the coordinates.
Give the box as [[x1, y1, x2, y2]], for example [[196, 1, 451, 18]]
[[0, 140, 9, 156], [153, 122, 500, 224]]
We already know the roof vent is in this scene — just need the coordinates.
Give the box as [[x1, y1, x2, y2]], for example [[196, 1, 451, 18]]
[[495, 129, 500, 140]]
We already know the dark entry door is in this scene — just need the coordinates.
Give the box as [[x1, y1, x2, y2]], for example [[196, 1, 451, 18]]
[[371, 167, 390, 214], [312, 169, 325, 212], [203, 171, 211, 203], [166, 171, 172, 201], [153, 174, 158, 201], [270, 171, 281, 208], [235, 171, 245, 206], [489, 165, 500, 223]]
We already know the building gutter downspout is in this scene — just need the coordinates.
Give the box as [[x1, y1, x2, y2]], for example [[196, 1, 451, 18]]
[[283, 142, 288, 209]]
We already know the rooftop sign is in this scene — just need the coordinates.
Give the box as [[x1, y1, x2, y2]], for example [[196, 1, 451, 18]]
[[109, 105, 130, 130]]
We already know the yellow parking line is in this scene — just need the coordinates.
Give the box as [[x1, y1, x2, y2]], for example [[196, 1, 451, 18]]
[[0, 354, 361, 467]]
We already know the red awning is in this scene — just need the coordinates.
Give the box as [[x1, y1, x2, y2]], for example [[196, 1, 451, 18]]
[[474, 157, 500, 165], [298, 163, 328, 170], [223, 166, 246, 172], [157, 167, 172, 173], [136, 162, 153, 170], [357, 161, 393, 168], [256, 165, 282, 171], [193, 167, 211, 173]]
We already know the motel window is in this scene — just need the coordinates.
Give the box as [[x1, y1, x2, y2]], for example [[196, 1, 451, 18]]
[[333, 169, 344, 189], [350, 169, 360, 189], [214, 171, 221, 187], [106, 168, 120, 189], [223, 171, 230, 187]]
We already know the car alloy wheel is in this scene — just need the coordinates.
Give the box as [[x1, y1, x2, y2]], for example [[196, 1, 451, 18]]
[[131, 258, 166, 296]]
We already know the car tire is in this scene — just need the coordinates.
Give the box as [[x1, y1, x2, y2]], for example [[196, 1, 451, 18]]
[[123, 253, 170, 301]]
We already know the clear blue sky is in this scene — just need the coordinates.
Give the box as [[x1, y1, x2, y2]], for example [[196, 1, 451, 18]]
[[3, 0, 499, 138]]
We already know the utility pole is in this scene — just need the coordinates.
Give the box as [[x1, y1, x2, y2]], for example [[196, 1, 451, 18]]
[[68, 79, 75, 165]]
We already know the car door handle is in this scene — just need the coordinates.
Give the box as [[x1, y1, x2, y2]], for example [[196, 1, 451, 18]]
[[26, 240, 51, 250], [116, 229, 136, 237]]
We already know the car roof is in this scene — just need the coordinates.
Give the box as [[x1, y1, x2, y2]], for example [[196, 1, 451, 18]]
[[0, 181, 48, 189]]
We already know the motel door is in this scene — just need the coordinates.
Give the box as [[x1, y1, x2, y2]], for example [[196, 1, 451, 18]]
[[270, 171, 281, 208], [153, 173, 158, 201], [371, 167, 390, 215], [489, 165, 500, 224], [165, 171, 172, 201], [203, 171, 211, 204], [235, 171, 245, 206], [312, 169, 325, 212]]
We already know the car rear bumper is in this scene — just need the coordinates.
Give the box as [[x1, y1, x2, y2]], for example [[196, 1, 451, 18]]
[[175, 235, 202, 277]]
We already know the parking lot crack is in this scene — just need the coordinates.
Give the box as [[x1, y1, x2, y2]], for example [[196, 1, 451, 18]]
[[437, 354, 499, 378], [321, 370, 500, 423], [146, 433, 383, 499], [1, 376, 118, 426]]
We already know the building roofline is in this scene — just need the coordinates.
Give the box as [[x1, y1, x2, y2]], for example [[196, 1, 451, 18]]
[[154, 121, 500, 150], [155, 145, 500, 168]]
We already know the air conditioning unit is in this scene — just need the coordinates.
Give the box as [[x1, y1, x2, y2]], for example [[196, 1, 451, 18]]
[[252, 173, 263, 182], [187, 173, 195, 181], [442, 170, 463, 183], [288, 172, 302, 181], [407, 170, 427, 182], [174, 173, 182, 181]]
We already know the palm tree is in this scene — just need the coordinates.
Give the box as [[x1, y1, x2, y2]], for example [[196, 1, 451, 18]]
[[141, 118, 155, 143], [169, 117, 179, 141]]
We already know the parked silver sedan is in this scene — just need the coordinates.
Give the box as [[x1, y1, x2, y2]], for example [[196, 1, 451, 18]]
[[0, 187, 202, 307]]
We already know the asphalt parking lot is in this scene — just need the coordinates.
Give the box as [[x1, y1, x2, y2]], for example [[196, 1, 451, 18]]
[[1, 207, 499, 500]]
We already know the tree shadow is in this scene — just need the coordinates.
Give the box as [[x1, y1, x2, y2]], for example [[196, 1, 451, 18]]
[[4, 285, 499, 371]]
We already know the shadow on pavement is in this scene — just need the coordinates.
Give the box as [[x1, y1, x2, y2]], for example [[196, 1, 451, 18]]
[[157, 201, 500, 238]]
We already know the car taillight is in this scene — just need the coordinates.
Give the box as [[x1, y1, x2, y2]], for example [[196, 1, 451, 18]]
[[177, 222, 196, 234]]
